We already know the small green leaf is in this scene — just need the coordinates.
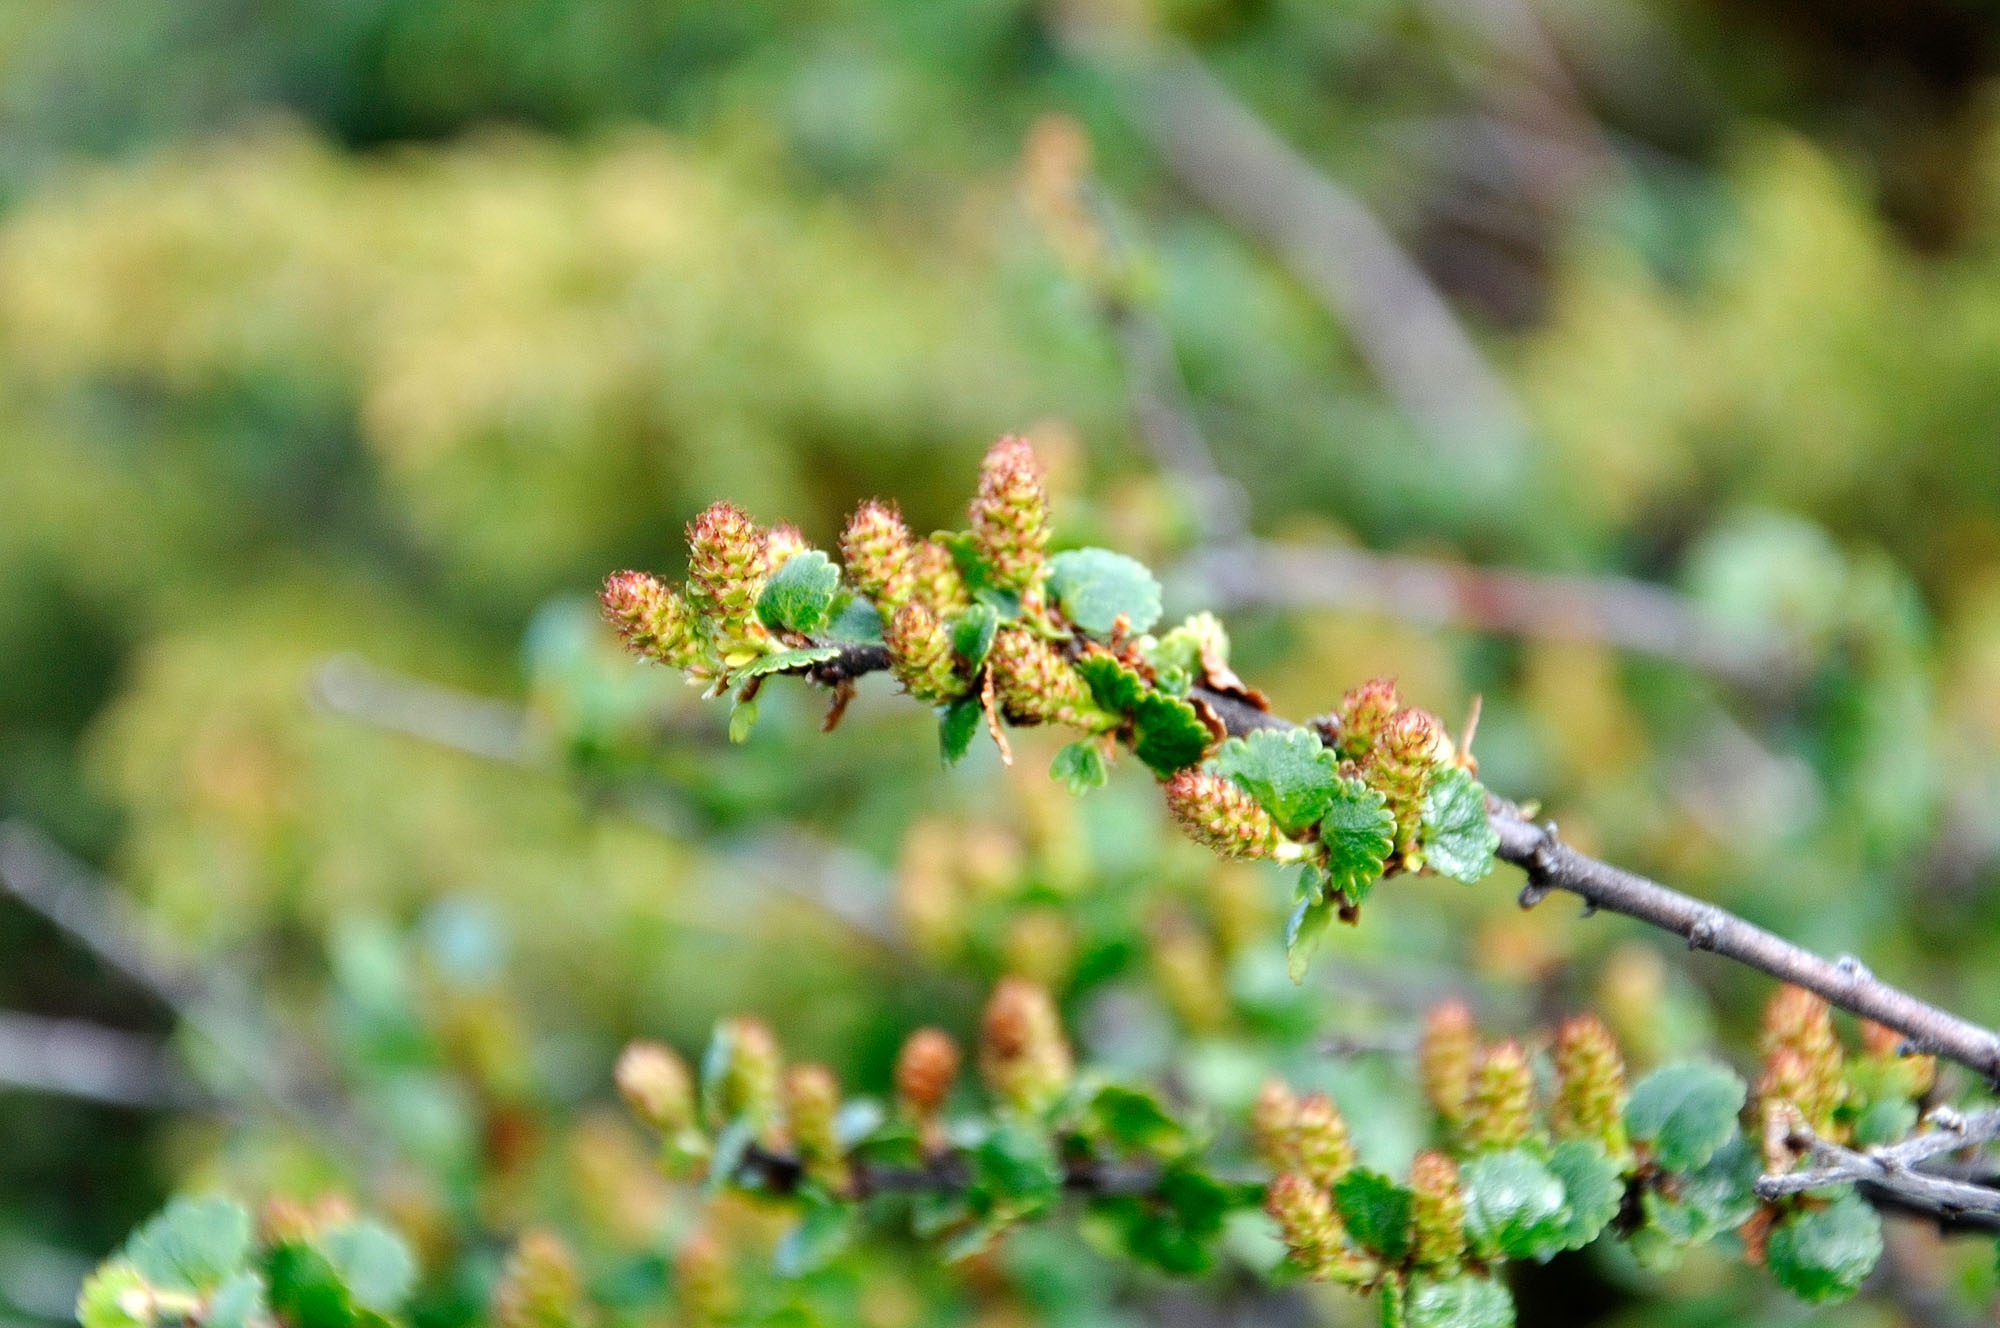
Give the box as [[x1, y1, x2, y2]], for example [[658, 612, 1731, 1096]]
[[319, 1222, 416, 1314], [1460, 1150, 1568, 1259], [1404, 1274, 1515, 1328], [774, 1202, 852, 1278], [1049, 740, 1108, 794], [823, 593, 883, 643], [951, 603, 999, 668], [124, 1196, 254, 1294], [939, 696, 982, 764], [1130, 692, 1212, 774], [1637, 1134, 1758, 1255], [1546, 1140, 1624, 1251], [264, 1242, 351, 1328], [1320, 778, 1396, 904], [972, 1120, 1063, 1214], [1046, 548, 1163, 638], [77, 1260, 150, 1328], [203, 1272, 269, 1328], [1085, 1083, 1188, 1155], [1074, 655, 1147, 713], [725, 645, 844, 685], [1418, 768, 1497, 883], [757, 551, 842, 633], [1213, 729, 1340, 834], [1624, 1061, 1746, 1174], [1849, 1097, 1918, 1147], [1285, 878, 1338, 983], [728, 695, 758, 744], [1332, 1169, 1413, 1263], [1766, 1192, 1883, 1304]]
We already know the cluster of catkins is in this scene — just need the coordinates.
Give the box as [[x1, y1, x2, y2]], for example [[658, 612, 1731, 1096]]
[[1259, 1001, 1629, 1285], [613, 977, 1075, 1194]]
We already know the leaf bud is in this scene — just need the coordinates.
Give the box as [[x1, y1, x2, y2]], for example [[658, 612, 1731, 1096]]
[[978, 977, 1073, 1115], [884, 603, 968, 703], [1407, 1150, 1467, 1270], [840, 501, 918, 610], [1418, 999, 1477, 1128], [1552, 1014, 1629, 1156], [493, 1230, 591, 1328], [783, 1062, 850, 1191], [702, 1016, 781, 1137], [1464, 1039, 1537, 1150], [969, 435, 1050, 595], [616, 1039, 696, 1135]]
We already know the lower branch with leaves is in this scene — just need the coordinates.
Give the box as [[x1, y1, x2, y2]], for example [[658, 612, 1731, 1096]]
[[78, 435, 2000, 1328]]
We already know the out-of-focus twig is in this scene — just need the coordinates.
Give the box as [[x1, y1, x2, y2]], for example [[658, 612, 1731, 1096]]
[[307, 658, 904, 952], [0, 1011, 197, 1110], [1056, 21, 1531, 497], [0, 821, 331, 1128], [1175, 539, 1803, 690]]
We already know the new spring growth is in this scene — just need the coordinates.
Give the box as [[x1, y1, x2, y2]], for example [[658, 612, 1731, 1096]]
[[895, 1026, 961, 1152], [1264, 1174, 1371, 1284], [616, 1039, 708, 1172], [1368, 707, 1451, 864], [1552, 1014, 1629, 1157], [686, 501, 775, 670], [1758, 985, 1846, 1138], [1292, 1093, 1358, 1189], [1464, 1040, 1537, 1150], [979, 977, 1074, 1115], [969, 435, 1050, 596], [492, 1230, 591, 1328], [765, 522, 811, 569], [703, 1016, 782, 1139], [674, 1231, 735, 1328], [1251, 1079, 1302, 1173], [1407, 1151, 1468, 1270], [784, 1063, 850, 1191], [1418, 1000, 1477, 1130], [600, 571, 701, 671], [1330, 678, 1401, 762], [910, 539, 970, 614], [989, 628, 1105, 729], [1164, 770, 1298, 862], [841, 501, 917, 611], [885, 604, 966, 703]]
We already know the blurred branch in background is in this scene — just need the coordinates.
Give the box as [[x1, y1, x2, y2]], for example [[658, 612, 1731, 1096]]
[[1759, 1107, 2000, 1229], [1057, 19, 1532, 502], [308, 656, 904, 954], [0, 1012, 194, 1110], [0, 822, 331, 1129]]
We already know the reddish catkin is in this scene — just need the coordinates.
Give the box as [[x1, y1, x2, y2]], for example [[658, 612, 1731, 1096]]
[[969, 435, 1051, 595], [978, 977, 1073, 1114], [615, 1040, 696, 1135], [840, 501, 918, 610], [685, 501, 775, 668], [600, 571, 701, 671], [909, 538, 971, 614], [1331, 677, 1401, 763], [987, 627, 1103, 728], [1418, 1000, 1478, 1128], [1758, 985, 1846, 1135], [884, 603, 966, 702], [1552, 1014, 1629, 1155], [1408, 1151, 1468, 1269], [1164, 770, 1290, 860], [1265, 1174, 1369, 1283], [1251, 1078, 1302, 1173], [1464, 1039, 1537, 1150], [783, 1063, 849, 1191], [1293, 1093, 1357, 1188]]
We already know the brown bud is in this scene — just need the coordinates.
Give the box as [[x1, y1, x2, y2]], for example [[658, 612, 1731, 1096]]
[[896, 1027, 961, 1121], [978, 977, 1073, 1115]]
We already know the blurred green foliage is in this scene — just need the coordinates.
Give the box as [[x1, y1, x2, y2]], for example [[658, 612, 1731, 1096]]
[[8, 0, 2000, 1325]]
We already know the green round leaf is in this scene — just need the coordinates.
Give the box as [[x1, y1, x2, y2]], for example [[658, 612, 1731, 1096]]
[[1049, 740, 1109, 794], [1624, 1060, 1746, 1173], [1405, 1273, 1515, 1328], [1319, 777, 1395, 905], [1418, 768, 1497, 883], [1212, 729, 1339, 834], [123, 1196, 254, 1295], [1046, 548, 1163, 638], [1331, 1169, 1413, 1263], [319, 1222, 416, 1314], [1766, 1192, 1883, 1304], [1546, 1140, 1625, 1251], [1460, 1149, 1568, 1260], [756, 550, 842, 633]]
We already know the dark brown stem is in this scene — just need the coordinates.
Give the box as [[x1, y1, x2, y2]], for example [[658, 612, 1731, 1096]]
[[737, 1143, 1161, 1200]]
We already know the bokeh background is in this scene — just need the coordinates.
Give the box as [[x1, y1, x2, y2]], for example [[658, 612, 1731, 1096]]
[[6, 0, 2000, 1324]]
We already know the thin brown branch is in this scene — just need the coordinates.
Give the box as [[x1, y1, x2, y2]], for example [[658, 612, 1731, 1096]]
[[736, 1142, 1162, 1201], [1758, 1112, 2000, 1230], [748, 641, 2000, 1094]]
